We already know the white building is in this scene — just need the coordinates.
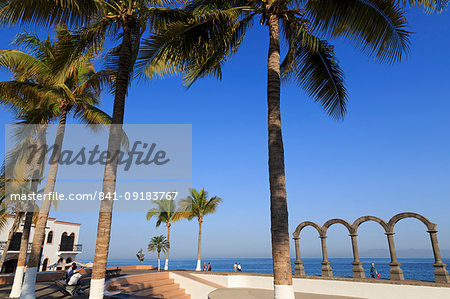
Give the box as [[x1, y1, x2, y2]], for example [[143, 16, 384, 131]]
[[0, 215, 82, 273]]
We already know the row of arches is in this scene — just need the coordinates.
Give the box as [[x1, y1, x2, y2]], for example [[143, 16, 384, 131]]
[[293, 212, 450, 283]]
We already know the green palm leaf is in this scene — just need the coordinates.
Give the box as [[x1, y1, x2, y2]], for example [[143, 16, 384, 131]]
[[306, 0, 410, 63]]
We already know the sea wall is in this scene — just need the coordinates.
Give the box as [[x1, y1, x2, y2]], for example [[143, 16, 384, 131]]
[[182, 272, 450, 299]]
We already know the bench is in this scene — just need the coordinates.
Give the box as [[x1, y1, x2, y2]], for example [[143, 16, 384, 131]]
[[55, 280, 84, 297], [105, 268, 122, 279]]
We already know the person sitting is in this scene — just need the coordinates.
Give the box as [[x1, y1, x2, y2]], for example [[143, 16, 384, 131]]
[[370, 262, 380, 279], [68, 272, 83, 286], [66, 263, 75, 282], [57, 263, 86, 296]]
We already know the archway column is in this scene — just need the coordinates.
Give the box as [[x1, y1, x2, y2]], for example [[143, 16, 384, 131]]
[[385, 231, 404, 280], [428, 230, 450, 283], [349, 234, 365, 278], [293, 237, 305, 276], [320, 236, 332, 277]]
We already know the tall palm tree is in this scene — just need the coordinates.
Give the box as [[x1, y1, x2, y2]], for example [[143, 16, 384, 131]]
[[139, 0, 446, 296], [146, 199, 185, 270], [0, 28, 111, 298], [0, 2, 177, 296], [148, 235, 169, 271], [179, 188, 222, 271], [10, 128, 46, 299], [0, 1, 446, 298]]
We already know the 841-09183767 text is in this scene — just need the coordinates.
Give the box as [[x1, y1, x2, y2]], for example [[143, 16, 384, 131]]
[[9, 191, 179, 201]]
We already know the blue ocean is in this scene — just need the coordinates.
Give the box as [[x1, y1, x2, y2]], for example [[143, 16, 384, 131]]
[[104, 257, 448, 282]]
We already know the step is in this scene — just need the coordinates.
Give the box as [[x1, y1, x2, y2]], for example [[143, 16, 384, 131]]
[[121, 278, 175, 292], [161, 288, 187, 299], [134, 282, 180, 296], [133, 287, 186, 299], [107, 272, 170, 290], [119, 272, 169, 283]]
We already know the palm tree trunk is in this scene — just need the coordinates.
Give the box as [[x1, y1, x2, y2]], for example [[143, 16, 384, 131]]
[[0, 211, 22, 273], [10, 211, 33, 298], [195, 219, 202, 271], [164, 224, 170, 270], [157, 251, 160, 271], [267, 13, 294, 299], [12, 125, 47, 299], [89, 18, 133, 299], [20, 112, 67, 299]]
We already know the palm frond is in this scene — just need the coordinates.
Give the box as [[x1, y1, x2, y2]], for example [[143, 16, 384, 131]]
[[73, 102, 112, 125], [281, 14, 347, 118], [397, 0, 449, 12], [12, 32, 54, 62], [138, 6, 255, 86], [0, 0, 100, 27], [0, 50, 49, 81], [306, 0, 410, 63]]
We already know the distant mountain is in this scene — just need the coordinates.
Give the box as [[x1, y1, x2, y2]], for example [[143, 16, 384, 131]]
[[360, 248, 450, 258]]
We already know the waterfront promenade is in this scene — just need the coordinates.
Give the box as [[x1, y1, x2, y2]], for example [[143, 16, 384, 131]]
[[1, 268, 450, 298]]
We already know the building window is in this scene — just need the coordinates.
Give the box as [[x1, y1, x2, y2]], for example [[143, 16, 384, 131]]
[[8, 232, 22, 251], [42, 258, 49, 271], [60, 232, 75, 251], [47, 231, 53, 244], [56, 257, 64, 270]]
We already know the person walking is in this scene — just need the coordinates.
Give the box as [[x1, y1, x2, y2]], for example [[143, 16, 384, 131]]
[[207, 263, 212, 271], [203, 262, 207, 271], [234, 262, 237, 272], [237, 263, 242, 272], [370, 263, 380, 279]]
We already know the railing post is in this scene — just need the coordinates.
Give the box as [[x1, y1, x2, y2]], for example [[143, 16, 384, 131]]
[[350, 234, 365, 278], [320, 235, 333, 277], [385, 231, 404, 280], [294, 237, 305, 276], [428, 230, 450, 283]]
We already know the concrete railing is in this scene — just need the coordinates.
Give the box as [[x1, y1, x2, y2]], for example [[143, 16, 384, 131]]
[[179, 272, 450, 299]]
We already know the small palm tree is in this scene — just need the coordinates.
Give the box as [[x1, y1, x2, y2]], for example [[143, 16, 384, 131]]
[[147, 199, 186, 270], [179, 188, 222, 271], [148, 235, 169, 271]]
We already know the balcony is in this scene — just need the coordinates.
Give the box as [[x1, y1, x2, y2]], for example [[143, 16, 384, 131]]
[[0, 241, 32, 252], [58, 244, 82, 252]]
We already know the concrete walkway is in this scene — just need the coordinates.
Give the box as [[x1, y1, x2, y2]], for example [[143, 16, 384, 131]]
[[208, 288, 365, 299], [0, 269, 155, 298], [0, 279, 90, 298]]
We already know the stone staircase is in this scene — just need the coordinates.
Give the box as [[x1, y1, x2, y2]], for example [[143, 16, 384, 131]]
[[105, 272, 190, 299]]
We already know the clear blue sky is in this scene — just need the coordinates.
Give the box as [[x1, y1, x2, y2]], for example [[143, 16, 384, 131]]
[[0, 9, 449, 261]]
